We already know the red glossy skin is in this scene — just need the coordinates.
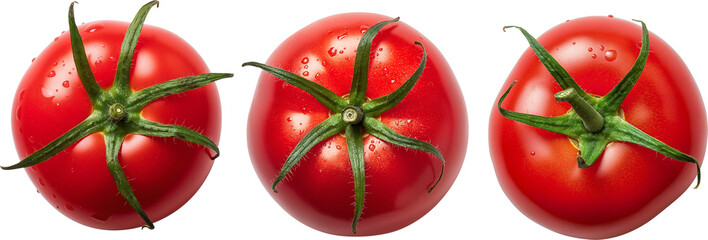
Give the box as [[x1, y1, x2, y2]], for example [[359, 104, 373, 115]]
[[248, 13, 467, 236], [12, 21, 221, 229], [489, 16, 706, 239]]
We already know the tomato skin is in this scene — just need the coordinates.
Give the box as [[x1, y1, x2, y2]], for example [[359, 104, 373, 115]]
[[248, 13, 467, 236], [489, 16, 706, 238], [12, 21, 221, 229]]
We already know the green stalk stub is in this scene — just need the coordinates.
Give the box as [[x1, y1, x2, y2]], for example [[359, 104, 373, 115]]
[[244, 17, 445, 234], [1, 1, 233, 229], [499, 20, 701, 187]]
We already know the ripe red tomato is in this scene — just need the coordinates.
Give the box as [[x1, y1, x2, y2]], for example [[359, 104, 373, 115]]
[[248, 13, 467, 235], [489, 16, 706, 238], [11, 13, 221, 230]]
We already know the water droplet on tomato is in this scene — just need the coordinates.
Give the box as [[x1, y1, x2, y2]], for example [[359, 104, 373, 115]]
[[16, 106, 22, 121], [52, 194, 57, 199], [303, 65, 309, 69], [591, 54, 597, 59], [588, 47, 593, 52], [286, 117, 292, 122], [31, 58, 36, 63], [339, 50, 344, 54], [91, 212, 111, 222], [328, 47, 337, 57], [38, 178, 45, 186], [608, 14, 614, 18], [337, 33, 348, 40], [302, 71, 309, 76], [19, 90, 25, 101], [319, 169, 324, 173], [95, 60, 102, 66], [369, 144, 376, 151], [85, 23, 104, 33], [47, 71, 56, 78], [301, 57, 309, 64], [336, 145, 342, 150], [605, 50, 617, 61], [599, 45, 605, 51], [66, 204, 74, 211], [62, 81, 70, 88], [531, 151, 536, 156], [52, 61, 58, 66], [315, 73, 321, 80], [53, 37, 59, 42], [571, 42, 576, 45]]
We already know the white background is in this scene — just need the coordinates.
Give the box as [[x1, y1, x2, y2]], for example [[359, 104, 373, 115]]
[[1, 0, 705, 239]]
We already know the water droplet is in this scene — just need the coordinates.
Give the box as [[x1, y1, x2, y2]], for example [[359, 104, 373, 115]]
[[286, 117, 292, 122], [302, 71, 309, 76], [315, 73, 321, 80], [53, 37, 59, 42], [608, 14, 614, 18], [591, 54, 597, 59], [378, 48, 383, 51], [52, 194, 57, 199], [370, 140, 375, 144], [95, 60, 102, 65], [369, 144, 376, 151], [328, 47, 337, 57], [38, 178, 45, 186], [19, 90, 25, 101], [52, 61, 58, 66], [16, 106, 22, 120], [530, 151, 536, 156], [301, 57, 309, 64], [571, 42, 576, 45], [599, 45, 605, 51], [85, 23, 104, 33], [47, 71, 56, 78], [565, 20, 571, 22], [337, 33, 348, 40], [605, 50, 617, 61], [339, 50, 344, 54], [319, 169, 324, 173], [322, 61, 328, 67], [588, 47, 593, 52], [31, 58, 36, 63], [62, 81, 70, 88], [66, 204, 74, 211], [303, 65, 308, 69], [336, 145, 342, 150]]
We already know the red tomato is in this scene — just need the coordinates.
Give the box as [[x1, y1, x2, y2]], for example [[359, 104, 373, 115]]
[[489, 16, 706, 238], [12, 20, 221, 229], [248, 13, 467, 235]]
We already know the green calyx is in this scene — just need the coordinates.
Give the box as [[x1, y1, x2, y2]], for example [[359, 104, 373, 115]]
[[243, 17, 445, 234], [1, 1, 232, 229], [499, 20, 701, 187]]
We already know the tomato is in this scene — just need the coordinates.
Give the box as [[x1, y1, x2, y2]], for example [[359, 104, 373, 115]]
[[489, 16, 706, 238], [9, 2, 225, 230], [247, 13, 467, 236]]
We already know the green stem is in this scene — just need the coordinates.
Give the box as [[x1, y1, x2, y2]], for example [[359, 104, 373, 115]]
[[554, 88, 604, 133]]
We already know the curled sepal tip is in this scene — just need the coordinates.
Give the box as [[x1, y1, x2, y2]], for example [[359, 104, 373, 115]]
[[363, 117, 445, 193], [113, 0, 160, 93], [105, 133, 155, 230], [349, 17, 400, 106], [345, 125, 366, 234], [132, 119, 221, 160]]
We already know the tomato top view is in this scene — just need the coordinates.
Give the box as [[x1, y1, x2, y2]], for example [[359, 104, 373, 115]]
[[489, 16, 706, 239], [5, 1, 231, 229], [245, 13, 467, 235]]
